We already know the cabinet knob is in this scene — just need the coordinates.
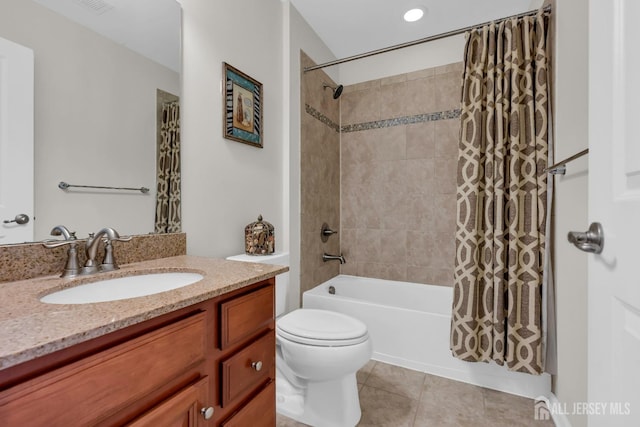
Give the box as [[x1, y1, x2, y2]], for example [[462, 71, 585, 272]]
[[251, 360, 263, 371], [201, 406, 214, 420]]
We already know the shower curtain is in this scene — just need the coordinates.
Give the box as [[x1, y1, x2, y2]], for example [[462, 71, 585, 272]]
[[154, 101, 182, 233], [449, 10, 550, 375]]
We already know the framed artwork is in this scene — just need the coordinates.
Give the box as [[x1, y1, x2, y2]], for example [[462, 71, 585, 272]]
[[222, 62, 263, 148]]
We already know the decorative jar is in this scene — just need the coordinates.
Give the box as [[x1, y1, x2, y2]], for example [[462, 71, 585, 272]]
[[244, 214, 275, 255]]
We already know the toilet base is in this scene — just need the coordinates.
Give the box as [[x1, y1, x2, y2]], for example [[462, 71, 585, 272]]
[[276, 366, 362, 427]]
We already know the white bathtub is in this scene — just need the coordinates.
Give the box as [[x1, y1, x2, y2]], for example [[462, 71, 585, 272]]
[[303, 275, 551, 399]]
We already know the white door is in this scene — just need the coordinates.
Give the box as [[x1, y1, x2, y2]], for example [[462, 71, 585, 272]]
[[588, 0, 640, 425], [0, 36, 33, 244]]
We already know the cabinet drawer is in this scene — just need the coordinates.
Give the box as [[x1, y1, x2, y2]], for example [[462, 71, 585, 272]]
[[221, 332, 275, 407], [0, 312, 206, 426], [220, 285, 273, 349], [221, 381, 275, 427]]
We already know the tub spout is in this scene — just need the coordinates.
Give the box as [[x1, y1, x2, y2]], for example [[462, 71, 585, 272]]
[[322, 253, 346, 264]]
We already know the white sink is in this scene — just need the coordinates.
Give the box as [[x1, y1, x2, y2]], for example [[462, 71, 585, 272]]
[[40, 272, 204, 304]]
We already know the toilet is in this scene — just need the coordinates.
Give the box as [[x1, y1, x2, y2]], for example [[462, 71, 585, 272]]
[[226, 252, 372, 427]]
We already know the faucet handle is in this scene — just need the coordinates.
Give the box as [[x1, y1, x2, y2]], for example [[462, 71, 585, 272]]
[[100, 234, 132, 243], [42, 239, 77, 249], [42, 238, 81, 278], [321, 223, 338, 243], [100, 237, 130, 271], [99, 234, 131, 272], [100, 235, 132, 246]]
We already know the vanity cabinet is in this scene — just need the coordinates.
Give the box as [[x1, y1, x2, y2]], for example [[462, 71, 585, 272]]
[[0, 279, 275, 427]]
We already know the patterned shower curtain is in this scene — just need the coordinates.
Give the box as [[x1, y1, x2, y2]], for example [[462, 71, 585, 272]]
[[449, 11, 550, 375], [154, 101, 182, 233]]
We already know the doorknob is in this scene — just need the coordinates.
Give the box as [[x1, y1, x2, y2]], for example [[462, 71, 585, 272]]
[[567, 222, 604, 254], [3, 214, 29, 225]]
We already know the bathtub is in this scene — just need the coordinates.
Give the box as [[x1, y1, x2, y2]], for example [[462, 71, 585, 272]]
[[303, 275, 551, 399]]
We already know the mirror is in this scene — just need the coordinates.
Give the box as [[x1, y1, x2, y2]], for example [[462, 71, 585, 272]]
[[0, 0, 181, 242]]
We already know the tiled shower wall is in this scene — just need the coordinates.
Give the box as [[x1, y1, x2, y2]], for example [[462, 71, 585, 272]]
[[299, 51, 341, 294], [339, 63, 462, 287]]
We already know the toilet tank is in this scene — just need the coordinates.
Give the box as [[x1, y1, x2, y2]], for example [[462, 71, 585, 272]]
[[226, 252, 289, 317]]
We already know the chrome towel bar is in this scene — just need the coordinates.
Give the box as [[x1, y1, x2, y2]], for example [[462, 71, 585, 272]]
[[544, 148, 589, 175], [58, 181, 150, 194]]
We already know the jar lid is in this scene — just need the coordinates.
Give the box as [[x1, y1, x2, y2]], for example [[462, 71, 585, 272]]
[[245, 215, 274, 232]]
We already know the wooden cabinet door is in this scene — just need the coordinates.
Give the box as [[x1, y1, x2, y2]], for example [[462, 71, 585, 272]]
[[128, 377, 211, 427], [221, 381, 275, 427]]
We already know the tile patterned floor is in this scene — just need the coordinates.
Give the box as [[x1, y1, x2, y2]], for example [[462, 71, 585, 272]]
[[276, 361, 556, 427]]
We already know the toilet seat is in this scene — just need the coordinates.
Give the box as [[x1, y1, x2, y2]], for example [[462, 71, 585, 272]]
[[276, 309, 369, 347]]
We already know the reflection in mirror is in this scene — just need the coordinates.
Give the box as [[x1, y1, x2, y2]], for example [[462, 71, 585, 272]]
[[0, 0, 181, 243], [155, 89, 181, 233]]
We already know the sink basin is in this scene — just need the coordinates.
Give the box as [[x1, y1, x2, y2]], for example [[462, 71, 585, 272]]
[[40, 272, 204, 304]]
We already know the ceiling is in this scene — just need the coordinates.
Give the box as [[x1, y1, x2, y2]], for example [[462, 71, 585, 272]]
[[290, 0, 544, 59], [32, 0, 181, 72], [32, 0, 545, 73]]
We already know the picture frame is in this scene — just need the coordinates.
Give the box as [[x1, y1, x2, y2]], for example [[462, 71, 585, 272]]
[[222, 62, 263, 148]]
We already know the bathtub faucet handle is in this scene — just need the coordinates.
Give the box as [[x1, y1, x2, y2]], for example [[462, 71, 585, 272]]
[[321, 223, 338, 242]]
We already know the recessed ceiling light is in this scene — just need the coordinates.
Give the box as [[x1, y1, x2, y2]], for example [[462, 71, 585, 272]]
[[404, 7, 424, 23]]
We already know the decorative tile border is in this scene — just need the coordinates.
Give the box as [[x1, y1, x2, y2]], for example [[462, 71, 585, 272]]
[[341, 109, 461, 133], [305, 104, 340, 132], [304, 103, 461, 134]]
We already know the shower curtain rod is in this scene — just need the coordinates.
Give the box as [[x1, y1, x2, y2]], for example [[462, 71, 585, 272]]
[[304, 5, 552, 73]]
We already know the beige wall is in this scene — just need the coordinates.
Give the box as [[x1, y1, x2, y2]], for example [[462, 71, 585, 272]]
[[287, 3, 338, 312], [0, 0, 179, 240], [299, 52, 341, 295], [180, 0, 285, 259], [338, 35, 465, 86], [339, 64, 462, 286], [551, 0, 589, 425]]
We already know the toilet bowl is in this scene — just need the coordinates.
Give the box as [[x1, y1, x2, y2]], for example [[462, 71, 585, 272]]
[[276, 308, 372, 426], [226, 252, 372, 427]]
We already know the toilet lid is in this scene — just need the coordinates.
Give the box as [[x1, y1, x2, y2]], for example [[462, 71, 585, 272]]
[[276, 309, 369, 347]]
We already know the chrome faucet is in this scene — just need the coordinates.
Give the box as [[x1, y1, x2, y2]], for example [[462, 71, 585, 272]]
[[322, 253, 346, 264], [51, 225, 74, 241], [44, 226, 132, 277], [43, 225, 81, 278], [83, 227, 132, 274]]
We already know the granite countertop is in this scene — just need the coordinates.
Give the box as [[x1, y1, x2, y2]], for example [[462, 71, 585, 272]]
[[0, 255, 288, 370]]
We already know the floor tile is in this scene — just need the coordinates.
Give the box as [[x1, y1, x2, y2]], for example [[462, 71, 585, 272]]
[[482, 388, 556, 427], [364, 362, 426, 400], [357, 359, 377, 385], [277, 361, 556, 426], [276, 413, 309, 426], [422, 374, 485, 413], [357, 385, 419, 427]]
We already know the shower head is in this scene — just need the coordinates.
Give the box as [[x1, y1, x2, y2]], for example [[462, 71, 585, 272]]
[[323, 82, 344, 99]]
